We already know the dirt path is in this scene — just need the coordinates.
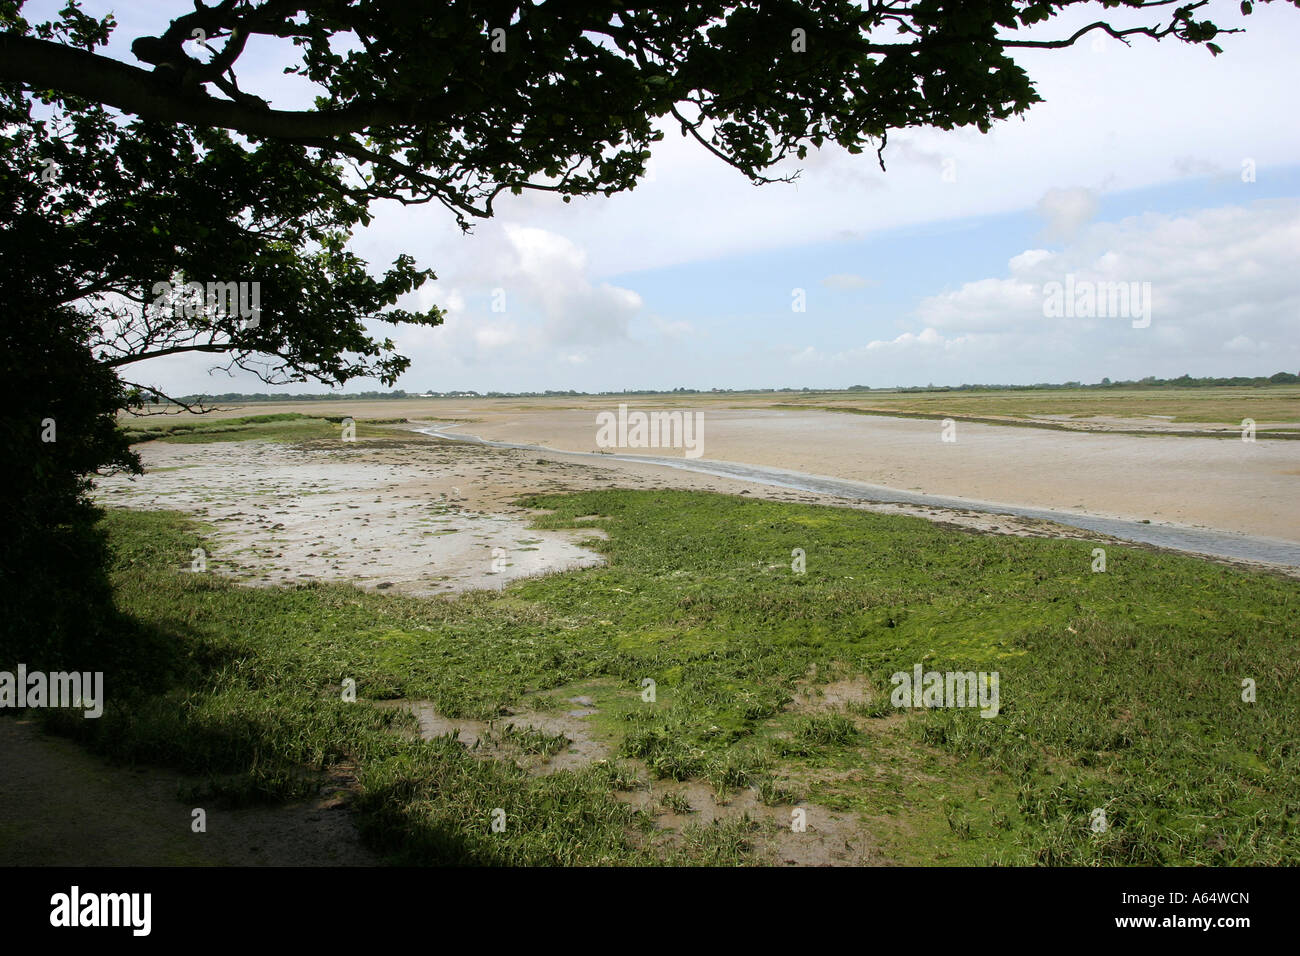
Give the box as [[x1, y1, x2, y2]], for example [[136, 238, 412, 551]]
[[0, 717, 379, 866]]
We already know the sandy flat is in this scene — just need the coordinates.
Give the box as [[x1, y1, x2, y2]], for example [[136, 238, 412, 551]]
[[94, 436, 611, 596], [442, 406, 1300, 543]]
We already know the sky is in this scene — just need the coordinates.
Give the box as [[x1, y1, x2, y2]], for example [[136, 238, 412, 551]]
[[48, 1, 1300, 394]]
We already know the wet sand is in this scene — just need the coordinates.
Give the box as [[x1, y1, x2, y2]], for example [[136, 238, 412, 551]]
[[440, 406, 1300, 544]]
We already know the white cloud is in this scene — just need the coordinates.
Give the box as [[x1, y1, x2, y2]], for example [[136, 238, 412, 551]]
[[910, 199, 1300, 363], [473, 323, 519, 350], [1036, 187, 1097, 241], [918, 278, 1043, 332], [443, 288, 467, 313], [1010, 249, 1054, 272], [408, 223, 645, 357], [498, 224, 643, 347], [863, 327, 963, 351]]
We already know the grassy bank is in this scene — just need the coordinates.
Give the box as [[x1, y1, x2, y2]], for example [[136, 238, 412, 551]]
[[119, 412, 405, 444], [771, 384, 1300, 426], [103, 383, 1300, 437], [36, 490, 1300, 865]]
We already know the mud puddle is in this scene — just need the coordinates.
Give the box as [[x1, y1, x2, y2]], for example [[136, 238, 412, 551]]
[[368, 697, 612, 775]]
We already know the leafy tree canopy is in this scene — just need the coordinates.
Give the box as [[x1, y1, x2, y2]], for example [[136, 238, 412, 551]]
[[2, 18, 438, 399], [2, 1, 1282, 224]]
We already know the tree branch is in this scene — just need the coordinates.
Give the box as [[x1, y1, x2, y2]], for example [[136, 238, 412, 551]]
[[103, 343, 231, 367], [0, 33, 409, 140]]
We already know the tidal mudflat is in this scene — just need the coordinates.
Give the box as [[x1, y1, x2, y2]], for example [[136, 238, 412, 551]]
[[62, 408, 1299, 866], [430, 404, 1300, 545], [94, 416, 1211, 597]]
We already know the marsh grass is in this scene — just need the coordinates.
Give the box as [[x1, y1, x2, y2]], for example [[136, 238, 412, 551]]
[[24, 488, 1299, 865], [119, 413, 400, 444], [767, 382, 1300, 428]]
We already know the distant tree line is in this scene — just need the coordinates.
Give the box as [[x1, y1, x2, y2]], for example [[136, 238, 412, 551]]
[[174, 373, 1300, 404], [885, 372, 1300, 394], [175, 387, 758, 401], [175, 390, 421, 403]]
